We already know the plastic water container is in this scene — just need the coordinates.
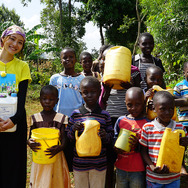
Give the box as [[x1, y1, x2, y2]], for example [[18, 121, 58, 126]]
[[156, 128, 185, 173], [0, 93, 17, 132], [31, 127, 60, 164], [103, 46, 131, 90], [115, 128, 136, 152], [147, 85, 178, 121], [75, 120, 101, 157]]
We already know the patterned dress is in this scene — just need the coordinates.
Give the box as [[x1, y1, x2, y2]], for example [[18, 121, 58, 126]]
[[29, 112, 71, 188]]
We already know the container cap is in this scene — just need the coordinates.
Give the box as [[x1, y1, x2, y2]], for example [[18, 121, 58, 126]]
[[11, 93, 17, 97]]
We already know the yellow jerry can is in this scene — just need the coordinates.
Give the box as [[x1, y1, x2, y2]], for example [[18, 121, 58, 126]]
[[146, 85, 178, 122], [75, 120, 102, 157], [103, 46, 131, 90], [156, 128, 185, 173], [114, 128, 136, 152]]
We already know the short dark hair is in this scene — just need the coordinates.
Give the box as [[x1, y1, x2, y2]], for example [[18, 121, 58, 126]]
[[183, 61, 188, 71], [145, 65, 163, 77], [139, 32, 154, 42], [126, 87, 144, 99], [40, 85, 58, 98], [79, 51, 92, 61], [80, 76, 101, 91], [153, 91, 174, 107], [60, 47, 76, 58]]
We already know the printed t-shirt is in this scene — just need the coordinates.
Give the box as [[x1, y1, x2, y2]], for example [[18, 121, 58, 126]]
[[49, 74, 84, 117], [0, 57, 31, 91], [114, 116, 149, 172], [139, 118, 187, 184]]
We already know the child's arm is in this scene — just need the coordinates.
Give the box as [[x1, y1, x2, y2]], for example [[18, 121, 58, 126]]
[[99, 83, 113, 109], [120, 81, 132, 89], [27, 117, 41, 152], [140, 145, 169, 174], [45, 124, 68, 158], [174, 97, 188, 107], [98, 113, 114, 144], [145, 88, 153, 103]]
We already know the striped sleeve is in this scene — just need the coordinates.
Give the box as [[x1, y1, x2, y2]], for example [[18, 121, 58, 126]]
[[173, 83, 181, 96], [139, 123, 150, 147]]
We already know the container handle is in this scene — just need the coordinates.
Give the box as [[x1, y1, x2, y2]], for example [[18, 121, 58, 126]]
[[174, 129, 185, 137], [75, 130, 79, 140]]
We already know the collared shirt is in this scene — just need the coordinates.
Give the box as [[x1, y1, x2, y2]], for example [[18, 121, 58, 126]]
[[139, 119, 187, 184]]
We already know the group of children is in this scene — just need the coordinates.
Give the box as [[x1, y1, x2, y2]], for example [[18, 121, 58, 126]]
[[27, 33, 188, 188]]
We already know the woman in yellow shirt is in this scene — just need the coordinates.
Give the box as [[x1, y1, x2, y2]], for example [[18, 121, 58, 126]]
[[0, 25, 31, 188]]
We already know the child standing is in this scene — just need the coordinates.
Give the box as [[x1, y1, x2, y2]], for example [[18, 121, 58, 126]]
[[174, 62, 188, 132], [0, 25, 31, 187], [132, 32, 165, 89], [28, 85, 70, 188], [66, 76, 113, 188], [80, 51, 101, 80], [140, 91, 188, 187], [49, 47, 84, 117], [114, 87, 149, 188]]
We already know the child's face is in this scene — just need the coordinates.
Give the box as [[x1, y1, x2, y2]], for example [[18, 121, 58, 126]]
[[81, 55, 92, 72], [146, 70, 163, 89], [40, 91, 58, 112], [154, 98, 174, 126], [184, 65, 188, 81], [126, 93, 145, 118], [81, 83, 101, 109], [61, 49, 76, 69], [139, 36, 154, 55]]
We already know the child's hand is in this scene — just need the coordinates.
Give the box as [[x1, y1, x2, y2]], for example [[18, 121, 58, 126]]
[[129, 133, 139, 149], [150, 164, 169, 174], [102, 82, 113, 102], [145, 88, 153, 101], [98, 128, 107, 139], [114, 146, 125, 155], [180, 137, 188, 147], [147, 100, 154, 110], [120, 81, 132, 89], [45, 145, 62, 158], [73, 122, 84, 131], [103, 82, 113, 93], [27, 138, 41, 152]]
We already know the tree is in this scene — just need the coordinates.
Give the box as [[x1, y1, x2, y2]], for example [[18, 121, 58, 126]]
[[79, 0, 140, 50], [21, 0, 86, 54], [140, 0, 188, 78], [0, 4, 24, 28]]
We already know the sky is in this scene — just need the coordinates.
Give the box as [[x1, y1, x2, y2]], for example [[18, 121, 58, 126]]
[[2, 0, 102, 53]]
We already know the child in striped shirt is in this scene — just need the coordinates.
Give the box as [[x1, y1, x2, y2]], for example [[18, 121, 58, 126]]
[[66, 76, 113, 188], [140, 91, 188, 188]]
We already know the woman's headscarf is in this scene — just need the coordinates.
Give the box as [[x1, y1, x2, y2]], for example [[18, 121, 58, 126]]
[[0, 25, 26, 47]]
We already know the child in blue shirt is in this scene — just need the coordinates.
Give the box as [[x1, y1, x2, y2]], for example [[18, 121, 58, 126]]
[[174, 61, 188, 132]]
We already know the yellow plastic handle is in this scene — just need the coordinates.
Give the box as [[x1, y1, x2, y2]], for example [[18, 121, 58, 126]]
[[174, 129, 185, 137], [75, 130, 79, 140]]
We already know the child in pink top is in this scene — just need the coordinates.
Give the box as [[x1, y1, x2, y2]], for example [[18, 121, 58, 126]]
[[114, 87, 149, 188]]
